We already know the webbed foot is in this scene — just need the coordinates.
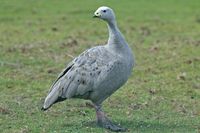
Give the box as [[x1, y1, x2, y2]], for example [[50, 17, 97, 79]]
[[95, 105, 127, 132], [97, 116, 127, 132]]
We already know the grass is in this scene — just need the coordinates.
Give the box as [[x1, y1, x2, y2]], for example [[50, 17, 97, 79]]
[[0, 0, 200, 132]]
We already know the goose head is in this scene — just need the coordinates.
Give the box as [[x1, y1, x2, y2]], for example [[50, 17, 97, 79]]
[[93, 6, 116, 22]]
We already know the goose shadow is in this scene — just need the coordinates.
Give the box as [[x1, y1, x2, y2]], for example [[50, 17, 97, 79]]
[[82, 119, 196, 132]]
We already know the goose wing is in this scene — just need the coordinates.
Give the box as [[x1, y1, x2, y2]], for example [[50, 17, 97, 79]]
[[42, 46, 118, 109]]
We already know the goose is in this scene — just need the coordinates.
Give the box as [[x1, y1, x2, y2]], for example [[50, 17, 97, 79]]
[[42, 6, 134, 132]]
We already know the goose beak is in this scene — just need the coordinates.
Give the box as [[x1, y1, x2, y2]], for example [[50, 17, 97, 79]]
[[93, 15, 98, 18], [93, 11, 101, 18]]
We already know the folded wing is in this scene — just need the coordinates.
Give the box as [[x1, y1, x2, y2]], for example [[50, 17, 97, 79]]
[[42, 46, 118, 110]]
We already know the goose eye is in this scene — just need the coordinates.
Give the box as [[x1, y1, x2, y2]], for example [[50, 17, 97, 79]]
[[103, 10, 107, 13]]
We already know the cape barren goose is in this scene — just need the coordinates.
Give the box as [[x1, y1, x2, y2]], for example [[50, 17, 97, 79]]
[[42, 6, 134, 132]]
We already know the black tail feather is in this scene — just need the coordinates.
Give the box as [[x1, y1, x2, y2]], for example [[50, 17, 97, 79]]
[[41, 97, 66, 111], [41, 107, 48, 111]]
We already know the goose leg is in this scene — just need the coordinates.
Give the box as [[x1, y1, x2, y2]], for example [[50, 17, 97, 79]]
[[95, 105, 127, 132]]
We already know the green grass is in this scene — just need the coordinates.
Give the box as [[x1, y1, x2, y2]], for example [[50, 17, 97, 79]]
[[0, 0, 200, 132]]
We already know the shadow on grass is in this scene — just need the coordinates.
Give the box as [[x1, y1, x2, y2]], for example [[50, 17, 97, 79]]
[[122, 119, 195, 132], [82, 119, 195, 132]]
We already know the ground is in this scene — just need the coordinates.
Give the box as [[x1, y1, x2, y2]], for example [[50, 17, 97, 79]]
[[0, 0, 200, 133]]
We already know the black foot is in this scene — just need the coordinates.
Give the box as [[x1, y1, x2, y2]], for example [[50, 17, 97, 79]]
[[97, 117, 127, 132]]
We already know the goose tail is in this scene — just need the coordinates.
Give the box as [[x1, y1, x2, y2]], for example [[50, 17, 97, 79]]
[[41, 82, 62, 111]]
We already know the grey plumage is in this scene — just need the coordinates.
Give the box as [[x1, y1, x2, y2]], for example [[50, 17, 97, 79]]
[[43, 45, 134, 108], [42, 6, 134, 131]]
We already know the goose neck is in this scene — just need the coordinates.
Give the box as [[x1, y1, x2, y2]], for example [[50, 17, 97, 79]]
[[107, 20, 126, 50]]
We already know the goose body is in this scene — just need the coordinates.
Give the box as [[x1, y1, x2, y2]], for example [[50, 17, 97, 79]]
[[42, 6, 134, 132]]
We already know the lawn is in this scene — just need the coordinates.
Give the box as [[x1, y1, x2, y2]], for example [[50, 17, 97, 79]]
[[0, 0, 200, 132]]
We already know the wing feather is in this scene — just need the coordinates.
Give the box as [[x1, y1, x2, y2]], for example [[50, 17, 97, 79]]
[[43, 46, 119, 109]]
